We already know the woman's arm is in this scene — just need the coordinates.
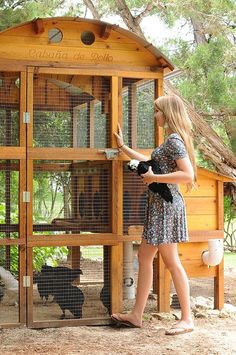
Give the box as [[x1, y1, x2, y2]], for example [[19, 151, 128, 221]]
[[114, 123, 150, 161], [141, 157, 194, 184], [119, 144, 150, 161]]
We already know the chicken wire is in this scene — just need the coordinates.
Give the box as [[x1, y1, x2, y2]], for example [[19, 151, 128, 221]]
[[0, 160, 19, 239], [0, 245, 19, 324], [33, 160, 111, 235], [0, 72, 20, 147], [122, 78, 155, 149], [123, 162, 147, 234], [32, 245, 110, 321], [33, 74, 111, 148]]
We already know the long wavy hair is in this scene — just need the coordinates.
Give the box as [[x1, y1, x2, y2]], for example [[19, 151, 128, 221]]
[[155, 95, 197, 191]]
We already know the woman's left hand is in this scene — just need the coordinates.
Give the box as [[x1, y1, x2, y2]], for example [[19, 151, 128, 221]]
[[141, 166, 156, 185]]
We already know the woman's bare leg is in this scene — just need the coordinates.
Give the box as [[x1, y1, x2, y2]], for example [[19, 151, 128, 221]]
[[158, 243, 194, 332], [111, 239, 158, 326]]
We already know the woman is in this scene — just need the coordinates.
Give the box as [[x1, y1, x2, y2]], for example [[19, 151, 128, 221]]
[[111, 95, 197, 335]]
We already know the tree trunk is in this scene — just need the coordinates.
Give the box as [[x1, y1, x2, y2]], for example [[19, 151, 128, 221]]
[[190, 17, 208, 44], [114, 0, 146, 39]]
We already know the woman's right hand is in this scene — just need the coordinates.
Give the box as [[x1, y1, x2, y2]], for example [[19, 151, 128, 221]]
[[114, 123, 124, 147]]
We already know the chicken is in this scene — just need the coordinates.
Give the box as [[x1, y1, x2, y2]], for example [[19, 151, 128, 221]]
[[127, 159, 173, 203], [0, 266, 18, 306]]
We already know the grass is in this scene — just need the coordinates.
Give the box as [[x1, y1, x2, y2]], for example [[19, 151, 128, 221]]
[[81, 246, 103, 259], [224, 252, 236, 268]]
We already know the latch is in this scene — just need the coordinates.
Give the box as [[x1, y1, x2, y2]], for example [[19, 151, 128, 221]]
[[23, 112, 30, 124], [23, 276, 30, 288], [98, 149, 120, 160], [23, 191, 30, 203]]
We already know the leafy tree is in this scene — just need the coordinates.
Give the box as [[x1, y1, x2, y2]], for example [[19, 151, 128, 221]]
[[0, 0, 66, 30]]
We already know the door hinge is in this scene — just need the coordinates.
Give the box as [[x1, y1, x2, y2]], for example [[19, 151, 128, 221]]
[[23, 276, 30, 288], [23, 112, 30, 124], [23, 191, 30, 203]]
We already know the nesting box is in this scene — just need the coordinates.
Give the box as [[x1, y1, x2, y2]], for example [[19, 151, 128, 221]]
[[0, 17, 233, 329]]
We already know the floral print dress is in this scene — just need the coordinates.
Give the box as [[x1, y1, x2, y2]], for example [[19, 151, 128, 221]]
[[142, 133, 189, 246]]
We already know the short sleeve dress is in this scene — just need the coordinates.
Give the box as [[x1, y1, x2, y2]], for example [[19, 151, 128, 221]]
[[142, 133, 189, 246]]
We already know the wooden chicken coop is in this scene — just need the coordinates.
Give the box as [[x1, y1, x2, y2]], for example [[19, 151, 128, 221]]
[[0, 17, 233, 329]]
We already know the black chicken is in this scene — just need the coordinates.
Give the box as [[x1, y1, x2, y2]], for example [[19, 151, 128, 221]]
[[36, 265, 83, 306], [53, 284, 84, 319], [127, 159, 173, 203]]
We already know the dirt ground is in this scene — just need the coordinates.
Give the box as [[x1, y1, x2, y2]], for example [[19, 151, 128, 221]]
[[0, 266, 236, 355]]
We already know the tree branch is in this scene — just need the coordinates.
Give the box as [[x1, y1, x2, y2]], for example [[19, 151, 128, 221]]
[[114, 0, 145, 38], [135, 2, 155, 25], [83, 0, 101, 19]]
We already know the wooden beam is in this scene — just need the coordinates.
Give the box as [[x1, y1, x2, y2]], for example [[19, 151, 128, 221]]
[[32, 18, 45, 34], [27, 147, 153, 160], [110, 76, 123, 314], [0, 147, 26, 159], [37, 67, 163, 79], [100, 24, 113, 39], [26, 233, 118, 247]]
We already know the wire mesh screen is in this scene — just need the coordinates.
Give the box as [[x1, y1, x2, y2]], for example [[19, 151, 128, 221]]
[[123, 162, 147, 234], [33, 245, 110, 321], [33, 74, 111, 148], [0, 245, 19, 323], [0, 160, 19, 239], [33, 160, 111, 235], [122, 78, 155, 149], [0, 72, 19, 146]]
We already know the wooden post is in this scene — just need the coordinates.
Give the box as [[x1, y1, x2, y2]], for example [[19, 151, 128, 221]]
[[110, 76, 123, 314], [19, 70, 27, 324], [214, 180, 224, 309], [26, 68, 34, 326]]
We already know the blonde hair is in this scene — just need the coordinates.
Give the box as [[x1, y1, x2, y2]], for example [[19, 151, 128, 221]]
[[155, 95, 197, 191]]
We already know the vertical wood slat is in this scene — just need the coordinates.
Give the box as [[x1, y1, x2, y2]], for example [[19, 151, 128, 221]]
[[26, 68, 34, 326], [19, 160, 27, 323], [214, 180, 224, 309], [111, 76, 123, 313], [19, 71, 27, 324]]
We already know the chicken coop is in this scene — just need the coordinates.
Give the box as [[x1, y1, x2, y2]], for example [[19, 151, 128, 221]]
[[0, 17, 233, 329]]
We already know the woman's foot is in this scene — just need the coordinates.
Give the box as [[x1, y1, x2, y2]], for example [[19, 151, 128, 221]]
[[111, 312, 142, 328], [165, 319, 194, 335]]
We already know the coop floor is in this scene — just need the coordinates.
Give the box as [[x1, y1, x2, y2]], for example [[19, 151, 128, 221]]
[[0, 277, 225, 324]]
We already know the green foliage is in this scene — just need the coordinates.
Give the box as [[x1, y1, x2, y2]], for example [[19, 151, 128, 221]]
[[0, 0, 66, 31], [224, 196, 236, 251], [33, 246, 68, 271]]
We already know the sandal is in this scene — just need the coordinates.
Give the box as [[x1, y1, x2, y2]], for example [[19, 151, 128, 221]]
[[165, 326, 194, 335], [111, 314, 141, 328]]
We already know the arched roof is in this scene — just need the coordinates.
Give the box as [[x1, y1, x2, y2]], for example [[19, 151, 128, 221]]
[[0, 17, 174, 71]]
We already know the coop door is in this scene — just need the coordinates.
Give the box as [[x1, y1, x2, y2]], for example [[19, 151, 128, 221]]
[[24, 69, 115, 327]]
